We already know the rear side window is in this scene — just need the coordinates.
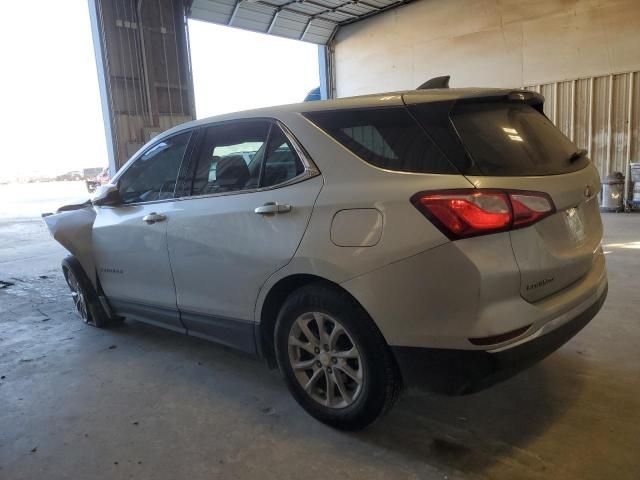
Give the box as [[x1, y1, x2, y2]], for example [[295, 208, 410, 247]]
[[451, 102, 587, 176], [304, 108, 457, 174]]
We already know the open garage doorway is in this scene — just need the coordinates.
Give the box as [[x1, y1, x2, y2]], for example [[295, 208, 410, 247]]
[[188, 20, 320, 118]]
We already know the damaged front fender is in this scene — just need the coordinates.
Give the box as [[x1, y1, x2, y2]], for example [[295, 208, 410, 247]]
[[42, 202, 97, 288]]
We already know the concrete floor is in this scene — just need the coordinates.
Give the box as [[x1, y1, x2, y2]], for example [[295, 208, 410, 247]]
[[1, 212, 639, 480]]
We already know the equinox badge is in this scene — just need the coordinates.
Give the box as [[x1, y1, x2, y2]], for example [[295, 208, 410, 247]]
[[526, 277, 554, 290]]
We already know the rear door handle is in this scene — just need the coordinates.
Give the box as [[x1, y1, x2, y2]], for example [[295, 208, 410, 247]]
[[254, 202, 292, 215], [142, 212, 167, 224]]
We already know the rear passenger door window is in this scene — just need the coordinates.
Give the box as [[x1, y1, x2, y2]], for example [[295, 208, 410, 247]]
[[191, 121, 269, 196], [261, 125, 305, 188], [190, 120, 305, 196]]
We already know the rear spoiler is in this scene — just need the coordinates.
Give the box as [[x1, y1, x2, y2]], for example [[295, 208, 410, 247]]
[[405, 86, 545, 114], [455, 90, 545, 114]]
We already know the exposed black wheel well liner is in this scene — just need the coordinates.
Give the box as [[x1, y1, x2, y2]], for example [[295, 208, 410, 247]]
[[257, 274, 394, 371]]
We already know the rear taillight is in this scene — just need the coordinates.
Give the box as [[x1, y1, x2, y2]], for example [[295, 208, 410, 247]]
[[411, 189, 555, 239], [510, 193, 555, 227]]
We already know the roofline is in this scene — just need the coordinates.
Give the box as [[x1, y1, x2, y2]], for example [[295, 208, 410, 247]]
[[157, 87, 541, 140], [116, 86, 542, 180]]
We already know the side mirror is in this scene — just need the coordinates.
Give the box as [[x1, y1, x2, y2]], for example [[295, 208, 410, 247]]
[[92, 184, 121, 206]]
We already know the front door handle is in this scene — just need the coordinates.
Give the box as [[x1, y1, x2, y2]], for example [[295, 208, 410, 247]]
[[142, 212, 167, 224], [254, 202, 292, 215]]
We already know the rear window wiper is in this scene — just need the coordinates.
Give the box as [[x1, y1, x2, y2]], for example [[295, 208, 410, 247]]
[[568, 149, 588, 163]]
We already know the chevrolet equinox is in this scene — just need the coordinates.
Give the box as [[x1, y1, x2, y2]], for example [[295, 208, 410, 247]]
[[45, 87, 608, 430]]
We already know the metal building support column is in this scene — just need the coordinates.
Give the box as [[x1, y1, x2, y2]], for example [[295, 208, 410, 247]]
[[588, 77, 594, 159], [606, 75, 614, 176], [318, 45, 330, 100], [88, 0, 118, 176], [89, 0, 196, 170], [552, 82, 558, 125], [570, 79, 576, 142], [182, 5, 198, 119], [624, 72, 634, 209]]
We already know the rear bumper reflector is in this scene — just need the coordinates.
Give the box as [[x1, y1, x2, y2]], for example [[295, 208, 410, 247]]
[[468, 325, 531, 346]]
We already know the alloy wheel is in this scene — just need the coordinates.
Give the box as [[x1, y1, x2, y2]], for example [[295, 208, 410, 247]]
[[288, 311, 364, 409], [65, 270, 89, 322]]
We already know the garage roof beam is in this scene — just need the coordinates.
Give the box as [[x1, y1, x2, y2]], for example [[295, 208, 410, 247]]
[[189, 0, 415, 44]]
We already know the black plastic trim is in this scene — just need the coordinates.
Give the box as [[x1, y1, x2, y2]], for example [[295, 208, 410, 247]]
[[180, 310, 257, 355], [175, 127, 202, 198], [110, 298, 186, 334], [468, 324, 532, 346], [391, 284, 607, 395], [109, 298, 257, 356]]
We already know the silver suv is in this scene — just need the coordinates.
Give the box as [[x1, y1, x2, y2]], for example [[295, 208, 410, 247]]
[[46, 87, 607, 430]]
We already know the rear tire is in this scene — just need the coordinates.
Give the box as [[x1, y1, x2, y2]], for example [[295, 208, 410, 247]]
[[274, 282, 402, 430], [61, 256, 112, 328]]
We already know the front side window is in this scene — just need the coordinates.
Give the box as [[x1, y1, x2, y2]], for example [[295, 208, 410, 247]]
[[117, 132, 191, 204]]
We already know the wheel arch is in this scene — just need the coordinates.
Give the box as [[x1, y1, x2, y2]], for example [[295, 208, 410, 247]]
[[257, 273, 376, 368]]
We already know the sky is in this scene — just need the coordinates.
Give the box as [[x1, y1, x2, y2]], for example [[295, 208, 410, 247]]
[[188, 20, 319, 119], [0, 1, 319, 181]]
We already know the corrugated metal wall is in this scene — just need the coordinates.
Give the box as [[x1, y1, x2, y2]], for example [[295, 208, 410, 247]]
[[526, 71, 638, 185]]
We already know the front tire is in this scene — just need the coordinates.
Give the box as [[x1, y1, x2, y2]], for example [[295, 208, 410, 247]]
[[275, 282, 402, 430], [62, 256, 111, 328]]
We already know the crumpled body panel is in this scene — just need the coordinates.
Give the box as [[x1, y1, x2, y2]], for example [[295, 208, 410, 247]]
[[43, 207, 97, 287]]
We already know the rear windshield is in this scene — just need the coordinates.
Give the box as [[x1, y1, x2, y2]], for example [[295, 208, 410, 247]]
[[304, 108, 457, 174], [451, 102, 588, 176]]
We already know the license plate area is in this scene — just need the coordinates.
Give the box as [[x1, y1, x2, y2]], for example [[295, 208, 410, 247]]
[[565, 206, 586, 245]]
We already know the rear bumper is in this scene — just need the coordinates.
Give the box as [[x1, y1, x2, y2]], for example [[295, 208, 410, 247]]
[[343, 233, 607, 351], [391, 283, 607, 395]]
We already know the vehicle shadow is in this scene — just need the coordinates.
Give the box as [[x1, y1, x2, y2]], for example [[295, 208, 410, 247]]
[[357, 351, 587, 477], [104, 318, 586, 478]]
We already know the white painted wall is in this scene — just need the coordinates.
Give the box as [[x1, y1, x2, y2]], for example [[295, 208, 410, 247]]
[[333, 0, 640, 97]]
